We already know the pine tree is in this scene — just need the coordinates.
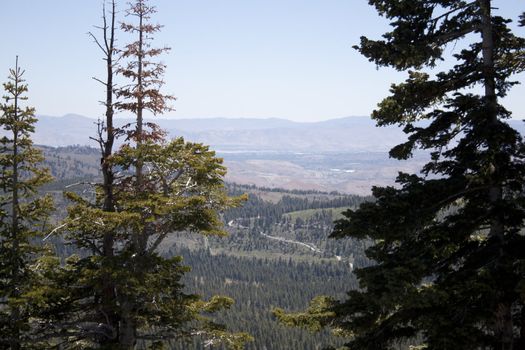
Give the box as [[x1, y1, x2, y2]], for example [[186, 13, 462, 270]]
[[110, 1, 250, 346], [275, 2, 525, 349], [115, 0, 175, 189], [0, 57, 53, 349], [36, 1, 251, 348]]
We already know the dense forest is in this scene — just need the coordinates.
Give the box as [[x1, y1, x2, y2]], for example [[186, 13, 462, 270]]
[[44, 150, 370, 350], [173, 251, 355, 350]]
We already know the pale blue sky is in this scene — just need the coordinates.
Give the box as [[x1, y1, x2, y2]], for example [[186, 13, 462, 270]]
[[1, 0, 524, 122]]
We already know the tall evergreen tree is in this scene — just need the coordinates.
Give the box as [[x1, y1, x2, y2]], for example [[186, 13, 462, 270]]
[[0, 57, 53, 349], [35, 1, 250, 349], [110, 2, 250, 347], [276, 2, 525, 349], [116, 0, 175, 188]]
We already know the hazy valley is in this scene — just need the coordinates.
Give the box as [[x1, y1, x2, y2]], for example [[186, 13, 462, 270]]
[[35, 114, 452, 195], [34, 114, 525, 195]]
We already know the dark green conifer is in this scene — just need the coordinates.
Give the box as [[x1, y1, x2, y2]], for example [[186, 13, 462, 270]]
[[276, 2, 525, 349], [0, 57, 53, 349]]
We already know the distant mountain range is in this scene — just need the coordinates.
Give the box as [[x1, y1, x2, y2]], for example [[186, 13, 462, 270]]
[[33, 114, 525, 152], [33, 114, 408, 152]]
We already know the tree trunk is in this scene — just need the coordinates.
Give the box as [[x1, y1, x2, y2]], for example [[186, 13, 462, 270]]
[[119, 300, 136, 349], [136, 8, 144, 189], [97, 1, 119, 346], [479, 1, 513, 348], [517, 306, 525, 349], [10, 56, 21, 350]]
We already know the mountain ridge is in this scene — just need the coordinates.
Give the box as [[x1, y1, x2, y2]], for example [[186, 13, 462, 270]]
[[34, 114, 404, 152], [34, 113, 525, 153]]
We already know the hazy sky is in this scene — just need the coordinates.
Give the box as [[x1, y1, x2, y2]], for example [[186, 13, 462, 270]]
[[1, 1, 524, 122]]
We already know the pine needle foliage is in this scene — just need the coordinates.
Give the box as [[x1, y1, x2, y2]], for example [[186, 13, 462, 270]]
[[35, 1, 251, 349], [0, 58, 53, 349], [275, 2, 525, 349]]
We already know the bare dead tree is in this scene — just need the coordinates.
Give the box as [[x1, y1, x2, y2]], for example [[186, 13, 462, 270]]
[[87, 0, 120, 346]]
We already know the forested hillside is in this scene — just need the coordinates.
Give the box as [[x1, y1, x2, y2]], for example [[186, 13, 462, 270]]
[[37, 145, 370, 349], [172, 250, 355, 350]]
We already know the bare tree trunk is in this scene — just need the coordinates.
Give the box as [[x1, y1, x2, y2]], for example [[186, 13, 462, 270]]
[[136, 7, 144, 189], [91, 1, 119, 346], [10, 55, 21, 350], [102, 0, 116, 216]]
